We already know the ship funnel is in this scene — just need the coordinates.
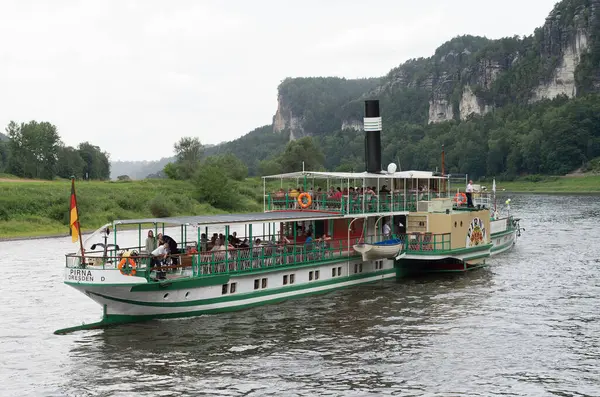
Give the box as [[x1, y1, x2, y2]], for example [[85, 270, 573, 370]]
[[364, 100, 382, 173]]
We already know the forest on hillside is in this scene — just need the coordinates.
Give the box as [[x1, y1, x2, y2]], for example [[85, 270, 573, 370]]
[[203, 94, 600, 179]]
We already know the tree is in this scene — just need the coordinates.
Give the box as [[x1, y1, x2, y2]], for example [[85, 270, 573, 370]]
[[56, 146, 86, 179], [78, 142, 110, 180], [7, 121, 61, 179], [277, 137, 325, 173], [175, 137, 204, 163], [0, 140, 9, 173], [203, 153, 248, 181], [169, 137, 204, 179], [193, 164, 236, 209]]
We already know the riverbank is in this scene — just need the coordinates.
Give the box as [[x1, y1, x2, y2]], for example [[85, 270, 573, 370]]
[[485, 174, 600, 193], [0, 178, 263, 240]]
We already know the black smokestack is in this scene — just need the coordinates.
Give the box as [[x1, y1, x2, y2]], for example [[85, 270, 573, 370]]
[[364, 99, 382, 173]]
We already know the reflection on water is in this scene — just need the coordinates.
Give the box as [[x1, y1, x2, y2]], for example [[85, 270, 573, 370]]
[[1, 194, 600, 396]]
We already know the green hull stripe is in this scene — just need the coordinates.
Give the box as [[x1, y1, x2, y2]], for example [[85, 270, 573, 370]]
[[418, 263, 488, 273], [130, 274, 231, 291], [491, 229, 516, 238], [491, 239, 515, 252], [89, 268, 397, 308], [405, 243, 493, 256], [79, 275, 394, 326], [463, 253, 490, 261]]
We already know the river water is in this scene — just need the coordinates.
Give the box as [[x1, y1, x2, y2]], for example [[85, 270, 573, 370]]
[[1, 194, 599, 396]]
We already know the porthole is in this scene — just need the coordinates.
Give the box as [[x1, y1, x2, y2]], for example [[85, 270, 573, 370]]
[[163, 293, 169, 299], [185, 291, 190, 299], [454, 221, 457, 228], [460, 221, 463, 227]]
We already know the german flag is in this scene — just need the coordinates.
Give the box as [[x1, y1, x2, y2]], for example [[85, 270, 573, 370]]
[[69, 178, 80, 243]]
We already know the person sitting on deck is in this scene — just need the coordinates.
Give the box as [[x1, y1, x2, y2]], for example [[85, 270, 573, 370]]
[[305, 232, 313, 245], [231, 232, 241, 246]]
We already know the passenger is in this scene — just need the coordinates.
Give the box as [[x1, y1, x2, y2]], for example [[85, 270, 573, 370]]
[[382, 222, 391, 239], [162, 234, 179, 265], [305, 232, 313, 245], [151, 243, 170, 279], [200, 233, 208, 252], [145, 230, 157, 254], [466, 179, 474, 208], [161, 234, 178, 254]]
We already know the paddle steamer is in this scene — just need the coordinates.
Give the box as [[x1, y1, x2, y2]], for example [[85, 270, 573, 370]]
[[57, 100, 521, 333]]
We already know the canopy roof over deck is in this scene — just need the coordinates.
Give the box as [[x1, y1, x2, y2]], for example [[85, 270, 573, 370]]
[[112, 210, 343, 227], [262, 170, 446, 180]]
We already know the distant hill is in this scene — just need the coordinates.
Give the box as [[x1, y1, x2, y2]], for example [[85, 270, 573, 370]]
[[110, 144, 218, 180], [110, 156, 174, 180], [0, 132, 8, 142]]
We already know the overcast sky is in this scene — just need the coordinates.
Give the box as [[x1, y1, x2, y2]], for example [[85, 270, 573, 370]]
[[1, 0, 558, 161]]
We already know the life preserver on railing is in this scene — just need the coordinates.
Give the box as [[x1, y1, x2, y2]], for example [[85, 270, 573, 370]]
[[118, 257, 137, 276], [297, 192, 312, 209], [453, 192, 467, 205]]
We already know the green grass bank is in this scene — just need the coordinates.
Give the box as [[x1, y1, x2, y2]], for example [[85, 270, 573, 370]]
[[0, 178, 264, 239], [486, 175, 600, 193]]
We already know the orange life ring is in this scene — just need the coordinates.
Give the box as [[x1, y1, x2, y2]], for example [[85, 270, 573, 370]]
[[118, 257, 137, 276], [453, 192, 467, 205], [297, 192, 312, 209]]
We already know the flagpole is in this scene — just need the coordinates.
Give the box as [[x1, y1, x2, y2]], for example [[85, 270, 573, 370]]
[[71, 177, 86, 264], [492, 178, 497, 212]]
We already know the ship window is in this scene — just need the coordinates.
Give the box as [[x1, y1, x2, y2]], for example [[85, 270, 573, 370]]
[[163, 293, 169, 299], [309, 271, 314, 281], [283, 275, 288, 285], [254, 279, 259, 290], [359, 264, 363, 273], [290, 274, 295, 284], [222, 284, 228, 295], [454, 221, 457, 228], [354, 264, 358, 274], [261, 278, 267, 288], [337, 267, 341, 276], [332, 268, 336, 277], [460, 221, 463, 227], [315, 270, 320, 280], [185, 291, 190, 299], [230, 283, 237, 294]]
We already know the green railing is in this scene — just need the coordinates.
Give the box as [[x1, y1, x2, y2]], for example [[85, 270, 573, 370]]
[[266, 192, 450, 214], [191, 237, 361, 276], [65, 232, 458, 282], [405, 233, 452, 253]]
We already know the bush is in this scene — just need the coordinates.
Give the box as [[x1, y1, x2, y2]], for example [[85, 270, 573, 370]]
[[194, 165, 237, 209], [148, 195, 174, 217]]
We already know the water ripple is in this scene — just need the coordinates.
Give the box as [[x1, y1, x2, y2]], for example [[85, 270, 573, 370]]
[[1, 194, 599, 396]]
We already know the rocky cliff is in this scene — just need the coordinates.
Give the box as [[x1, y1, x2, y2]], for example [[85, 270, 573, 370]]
[[273, 0, 600, 131]]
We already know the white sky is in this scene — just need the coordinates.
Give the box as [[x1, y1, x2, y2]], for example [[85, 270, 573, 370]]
[[0, 0, 558, 161]]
